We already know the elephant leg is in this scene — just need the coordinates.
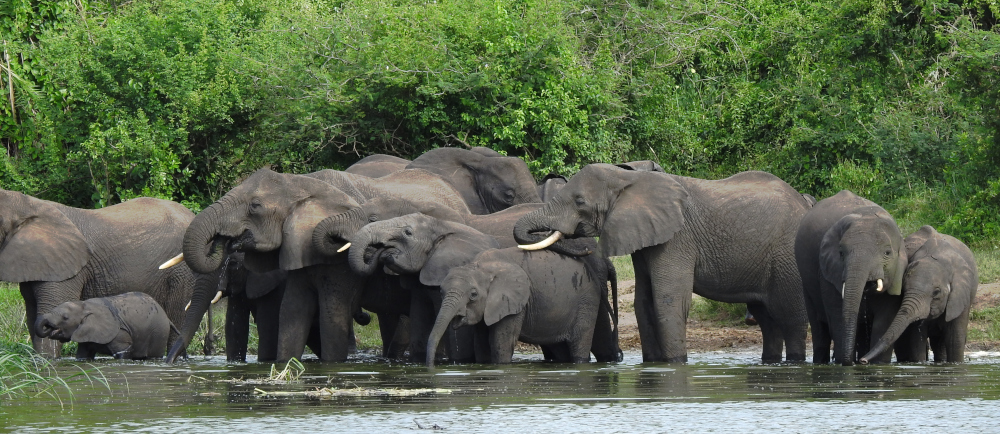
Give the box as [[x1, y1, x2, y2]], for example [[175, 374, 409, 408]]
[[24, 281, 66, 358], [387, 316, 411, 360], [313, 265, 366, 363], [631, 253, 663, 361], [944, 311, 970, 363], [590, 299, 621, 362], [541, 343, 570, 362], [488, 312, 524, 364], [645, 244, 694, 363], [408, 289, 436, 363], [275, 272, 318, 362], [747, 303, 784, 363], [820, 280, 847, 364], [894, 322, 928, 363], [254, 286, 284, 362], [866, 295, 899, 364], [226, 293, 252, 362], [474, 323, 492, 363], [376, 313, 400, 358], [448, 325, 478, 363]]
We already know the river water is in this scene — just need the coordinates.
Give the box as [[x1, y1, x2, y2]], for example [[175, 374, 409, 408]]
[[4, 350, 1000, 432]]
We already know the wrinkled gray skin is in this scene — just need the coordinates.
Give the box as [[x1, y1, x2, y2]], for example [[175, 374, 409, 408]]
[[795, 190, 907, 365], [537, 174, 568, 203], [166, 252, 298, 363], [514, 163, 812, 363], [183, 168, 469, 362], [428, 247, 616, 366], [406, 147, 541, 214], [860, 226, 977, 364], [345, 154, 410, 178], [0, 190, 195, 358], [349, 214, 501, 362], [37, 292, 172, 360]]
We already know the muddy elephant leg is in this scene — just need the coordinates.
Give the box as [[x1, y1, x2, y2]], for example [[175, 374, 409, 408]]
[[488, 312, 524, 363], [253, 286, 284, 362], [408, 289, 436, 362], [24, 281, 68, 358], [645, 244, 694, 363], [866, 295, 900, 364], [276, 271, 317, 362], [631, 253, 662, 361], [820, 280, 847, 364], [226, 293, 252, 362], [313, 265, 366, 363], [894, 322, 928, 363], [747, 303, 785, 363]]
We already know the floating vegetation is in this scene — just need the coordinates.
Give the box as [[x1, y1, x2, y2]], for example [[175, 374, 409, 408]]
[[252, 387, 453, 400]]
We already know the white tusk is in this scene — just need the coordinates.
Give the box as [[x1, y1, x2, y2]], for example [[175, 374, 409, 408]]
[[185, 301, 191, 311], [211, 291, 223, 304], [876, 278, 884, 292], [337, 242, 351, 253], [841, 283, 845, 299], [517, 231, 562, 251], [159, 253, 185, 270]]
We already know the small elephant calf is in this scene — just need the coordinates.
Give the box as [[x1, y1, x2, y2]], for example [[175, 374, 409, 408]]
[[36, 292, 173, 360], [427, 247, 615, 366]]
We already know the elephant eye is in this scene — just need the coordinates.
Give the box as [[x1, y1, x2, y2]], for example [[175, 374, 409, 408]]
[[504, 189, 515, 200], [470, 290, 479, 301], [574, 196, 586, 206], [884, 250, 892, 256], [933, 288, 942, 297], [404, 227, 413, 236], [368, 214, 379, 223], [249, 200, 263, 213]]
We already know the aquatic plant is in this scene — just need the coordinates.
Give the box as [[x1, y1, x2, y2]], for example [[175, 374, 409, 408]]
[[0, 343, 109, 408]]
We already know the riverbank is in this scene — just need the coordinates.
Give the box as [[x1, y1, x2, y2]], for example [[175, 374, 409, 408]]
[[611, 280, 1000, 354]]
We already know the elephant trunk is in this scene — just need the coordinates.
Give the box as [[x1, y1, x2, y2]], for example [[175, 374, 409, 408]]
[[513, 205, 593, 257], [347, 223, 386, 276], [859, 295, 927, 364], [840, 260, 871, 366], [313, 208, 366, 256], [426, 296, 463, 367], [166, 271, 221, 363], [183, 202, 227, 274]]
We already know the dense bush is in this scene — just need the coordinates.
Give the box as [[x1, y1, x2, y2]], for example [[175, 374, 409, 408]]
[[0, 0, 998, 241]]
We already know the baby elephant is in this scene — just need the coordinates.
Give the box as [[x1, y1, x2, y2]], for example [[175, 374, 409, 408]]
[[427, 247, 614, 366], [860, 226, 978, 364], [36, 292, 173, 360]]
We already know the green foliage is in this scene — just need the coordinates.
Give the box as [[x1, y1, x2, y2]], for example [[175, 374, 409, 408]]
[[690, 298, 748, 326], [0, 0, 997, 245]]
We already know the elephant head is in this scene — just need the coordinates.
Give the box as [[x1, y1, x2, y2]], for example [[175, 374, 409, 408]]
[[514, 163, 688, 257], [36, 300, 118, 345], [0, 190, 89, 283], [347, 213, 499, 286], [426, 256, 530, 366], [182, 168, 359, 274], [312, 196, 467, 257], [859, 226, 977, 363], [819, 205, 907, 365], [536, 173, 568, 203], [406, 147, 541, 214]]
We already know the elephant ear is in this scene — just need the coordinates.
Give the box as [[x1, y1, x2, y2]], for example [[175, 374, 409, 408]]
[[615, 160, 665, 173], [0, 201, 89, 282], [945, 243, 977, 322], [419, 230, 500, 287], [71, 301, 119, 344], [904, 225, 937, 259], [599, 169, 688, 257], [483, 261, 530, 326], [280, 192, 358, 270], [818, 213, 860, 285], [246, 269, 287, 299]]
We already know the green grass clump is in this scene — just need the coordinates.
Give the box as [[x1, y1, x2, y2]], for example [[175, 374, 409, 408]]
[[1, 342, 109, 406], [690, 298, 748, 326], [611, 256, 635, 281], [968, 306, 1000, 343]]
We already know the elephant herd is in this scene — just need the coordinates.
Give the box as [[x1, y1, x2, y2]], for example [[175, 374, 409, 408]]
[[2, 147, 978, 366]]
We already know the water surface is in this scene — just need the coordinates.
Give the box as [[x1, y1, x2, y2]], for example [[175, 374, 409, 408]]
[[4, 350, 1000, 432]]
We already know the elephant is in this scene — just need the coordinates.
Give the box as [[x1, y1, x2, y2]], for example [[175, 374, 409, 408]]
[[349, 212, 621, 363], [794, 190, 908, 365], [427, 247, 617, 366], [537, 174, 568, 202], [165, 251, 302, 363], [181, 167, 471, 362], [344, 154, 410, 178], [405, 147, 541, 214], [860, 226, 977, 364], [0, 189, 196, 358], [514, 163, 812, 363], [36, 292, 173, 360]]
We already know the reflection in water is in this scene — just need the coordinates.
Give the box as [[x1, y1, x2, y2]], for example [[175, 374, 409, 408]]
[[4, 351, 1000, 432]]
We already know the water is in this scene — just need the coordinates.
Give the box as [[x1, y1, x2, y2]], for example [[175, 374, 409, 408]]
[[4, 350, 1000, 432]]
